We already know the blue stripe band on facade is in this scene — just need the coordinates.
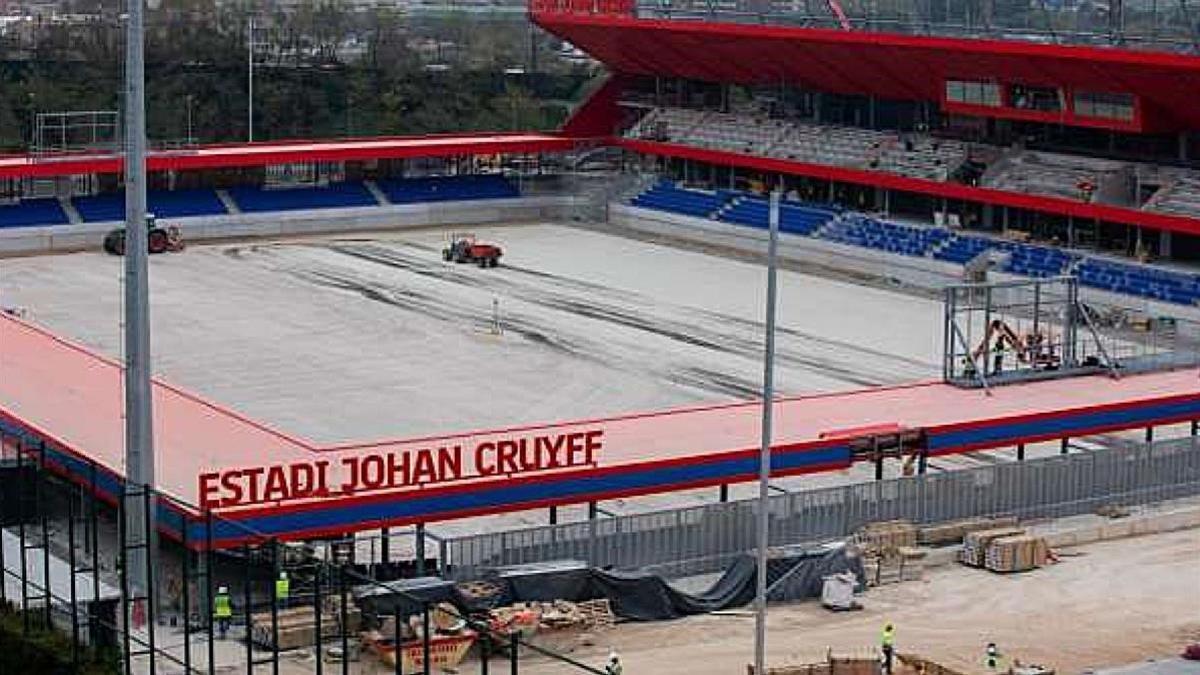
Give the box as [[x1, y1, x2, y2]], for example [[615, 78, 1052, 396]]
[[6, 392, 1199, 544], [196, 444, 853, 540]]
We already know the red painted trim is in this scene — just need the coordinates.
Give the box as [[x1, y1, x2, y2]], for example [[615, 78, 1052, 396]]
[[562, 74, 628, 137], [532, 13, 1200, 71], [211, 388, 1200, 523], [0, 135, 587, 180], [204, 458, 851, 548], [619, 138, 1200, 236], [936, 390, 1200, 433], [213, 439, 844, 519]]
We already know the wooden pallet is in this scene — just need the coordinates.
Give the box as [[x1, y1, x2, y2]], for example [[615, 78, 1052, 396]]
[[854, 520, 917, 554]]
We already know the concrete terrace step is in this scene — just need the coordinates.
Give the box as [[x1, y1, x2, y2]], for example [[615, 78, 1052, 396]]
[[364, 179, 391, 206], [58, 197, 83, 225], [216, 189, 241, 215], [810, 211, 843, 240]]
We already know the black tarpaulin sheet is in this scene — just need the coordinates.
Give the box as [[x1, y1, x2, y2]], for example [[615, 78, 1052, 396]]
[[353, 576, 457, 617], [493, 544, 865, 621], [495, 560, 592, 603]]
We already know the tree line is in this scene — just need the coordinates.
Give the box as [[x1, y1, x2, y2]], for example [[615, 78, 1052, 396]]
[[0, 0, 598, 151]]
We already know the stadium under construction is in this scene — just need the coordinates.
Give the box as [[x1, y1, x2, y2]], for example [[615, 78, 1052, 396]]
[[2, 0, 1200, 673]]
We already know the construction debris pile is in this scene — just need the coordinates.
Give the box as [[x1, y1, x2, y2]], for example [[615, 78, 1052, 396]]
[[361, 603, 477, 672], [490, 599, 616, 652]]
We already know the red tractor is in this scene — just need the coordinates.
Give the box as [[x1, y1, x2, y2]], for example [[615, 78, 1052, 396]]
[[442, 234, 502, 268]]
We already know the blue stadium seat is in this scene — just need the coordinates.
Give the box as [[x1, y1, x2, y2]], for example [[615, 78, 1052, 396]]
[[717, 196, 838, 235], [818, 213, 949, 258], [1075, 258, 1200, 305], [630, 181, 1200, 305], [0, 198, 69, 229], [74, 189, 228, 222], [630, 182, 732, 218], [377, 175, 519, 204], [229, 182, 376, 213]]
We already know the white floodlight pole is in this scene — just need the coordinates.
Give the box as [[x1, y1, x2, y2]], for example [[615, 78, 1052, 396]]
[[753, 189, 781, 675], [123, 0, 156, 610]]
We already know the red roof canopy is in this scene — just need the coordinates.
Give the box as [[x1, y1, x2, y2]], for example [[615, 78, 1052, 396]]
[[533, 12, 1200, 132], [0, 133, 581, 179]]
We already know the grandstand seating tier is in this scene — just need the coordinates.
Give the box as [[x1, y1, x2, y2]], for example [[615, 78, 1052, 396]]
[[0, 198, 69, 229], [629, 181, 1200, 306], [228, 182, 377, 213], [378, 175, 519, 204], [74, 189, 229, 222]]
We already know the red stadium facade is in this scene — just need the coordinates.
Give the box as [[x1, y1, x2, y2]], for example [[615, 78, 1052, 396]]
[[535, 1, 1200, 257]]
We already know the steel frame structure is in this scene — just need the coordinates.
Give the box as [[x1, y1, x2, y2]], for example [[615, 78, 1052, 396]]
[[0, 432, 606, 675], [32, 111, 120, 156]]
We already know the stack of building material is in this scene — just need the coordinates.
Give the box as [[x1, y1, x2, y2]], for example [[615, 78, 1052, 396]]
[[917, 517, 1018, 547], [958, 527, 1025, 567], [854, 520, 917, 554], [863, 546, 925, 586], [897, 547, 925, 582], [985, 535, 1050, 573]]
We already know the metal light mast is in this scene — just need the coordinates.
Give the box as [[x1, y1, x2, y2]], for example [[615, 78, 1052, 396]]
[[123, 0, 156, 608], [753, 190, 781, 675]]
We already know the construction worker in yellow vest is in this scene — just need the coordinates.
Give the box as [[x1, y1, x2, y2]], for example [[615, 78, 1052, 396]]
[[983, 642, 1007, 671], [275, 571, 290, 610], [213, 586, 232, 639], [880, 623, 896, 675]]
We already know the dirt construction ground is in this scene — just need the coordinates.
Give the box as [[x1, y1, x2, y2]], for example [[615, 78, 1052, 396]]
[[519, 529, 1200, 675]]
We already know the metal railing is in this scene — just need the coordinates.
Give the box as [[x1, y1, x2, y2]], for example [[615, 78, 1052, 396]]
[[627, 0, 1200, 54], [531, 0, 1200, 54], [443, 436, 1200, 579]]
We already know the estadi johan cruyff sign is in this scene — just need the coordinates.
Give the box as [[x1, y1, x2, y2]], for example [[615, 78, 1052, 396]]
[[199, 428, 605, 510]]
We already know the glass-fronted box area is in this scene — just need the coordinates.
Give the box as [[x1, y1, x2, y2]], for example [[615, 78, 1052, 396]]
[[944, 79, 1138, 130]]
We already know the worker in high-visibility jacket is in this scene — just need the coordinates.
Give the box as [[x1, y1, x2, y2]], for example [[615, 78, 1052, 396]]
[[213, 586, 232, 639], [880, 623, 896, 675], [275, 571, 290, 610], [984, 642, 1005, 670]]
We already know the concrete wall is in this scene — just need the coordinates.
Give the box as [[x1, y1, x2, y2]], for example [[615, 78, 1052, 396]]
[[609, 203, 1200, 322], [0, 196, 580, 256], [609, 203, 968, 292]]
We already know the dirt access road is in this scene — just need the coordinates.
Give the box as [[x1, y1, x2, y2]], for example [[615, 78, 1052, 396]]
[[522, 529, 1200, 675]]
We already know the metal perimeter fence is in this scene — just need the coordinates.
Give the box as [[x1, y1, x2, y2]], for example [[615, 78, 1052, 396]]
[[443, 436, 1200, 579], [0, 433, 606, 675]]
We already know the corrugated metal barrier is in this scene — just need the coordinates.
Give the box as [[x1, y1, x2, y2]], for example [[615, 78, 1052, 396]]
[[444, 437, 1200, 579]]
